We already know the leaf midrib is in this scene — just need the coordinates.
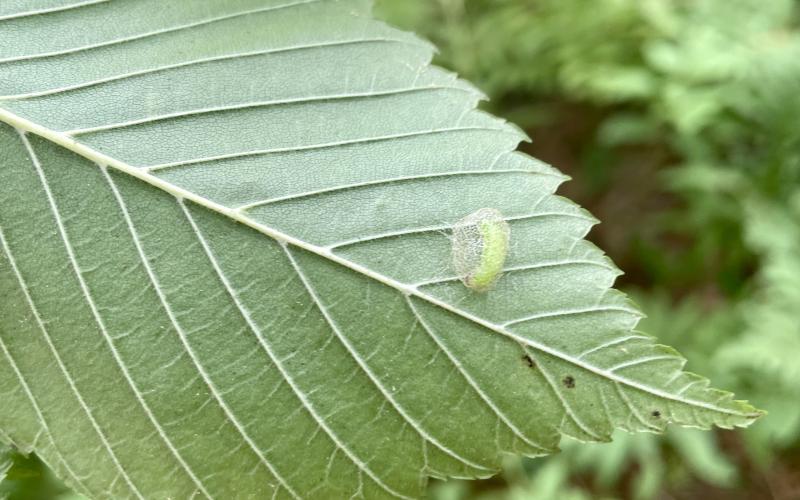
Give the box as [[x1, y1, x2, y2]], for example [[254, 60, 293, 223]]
[[0, 107, 759, 420]]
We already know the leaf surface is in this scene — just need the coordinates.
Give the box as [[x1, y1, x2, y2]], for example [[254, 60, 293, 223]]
[[0, 443, 11, 485], [0, 1, 760, 498]]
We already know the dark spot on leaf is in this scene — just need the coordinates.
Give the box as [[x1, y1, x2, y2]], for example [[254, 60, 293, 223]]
[[651, 410, 661, 418], [562, 376, 575, 389], [522, 354, 535, 368]]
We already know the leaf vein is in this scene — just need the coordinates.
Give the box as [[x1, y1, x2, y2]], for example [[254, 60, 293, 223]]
[[405, 296, 550, 453], [239, 169, 540, 210], [145, 126, 517, 172], [521, 347, 603, 440], [576, 335, 651, 361], [608, 355, 681, 374], [283, 244, 494, 475], [614, 383, 660, 431], [103, 170, 296, 499], [0, 0, 320, 64], [0, 39, 428, 101], [0, 0, 110, 22], [329, 212, 595, 250], [179, 199, 413, 500], [0, 313, 92, 497], [414, 259, 618, 288], [503, 306, 642, 328], [0, 149, 144, 499], [66, 85, 480, 136]]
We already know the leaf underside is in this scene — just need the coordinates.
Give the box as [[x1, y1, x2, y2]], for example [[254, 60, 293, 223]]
[[0, 1, 760, 498]]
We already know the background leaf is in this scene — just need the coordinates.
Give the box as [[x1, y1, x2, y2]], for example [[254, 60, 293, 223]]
[[0, 444, 11, 485]]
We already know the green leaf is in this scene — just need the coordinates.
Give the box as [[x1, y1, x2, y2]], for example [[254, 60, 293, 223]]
[[0, 444, 11, 485], [714, 197, 800, 451], [0, 1, 761, 498]]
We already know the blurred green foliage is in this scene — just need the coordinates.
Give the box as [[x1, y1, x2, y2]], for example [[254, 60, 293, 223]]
[[375, 0, 800, 498], [0, 446, 77, 500]]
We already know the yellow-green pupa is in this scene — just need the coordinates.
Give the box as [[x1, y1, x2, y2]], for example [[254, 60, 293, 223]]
[[451, 208, 510, 292]]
